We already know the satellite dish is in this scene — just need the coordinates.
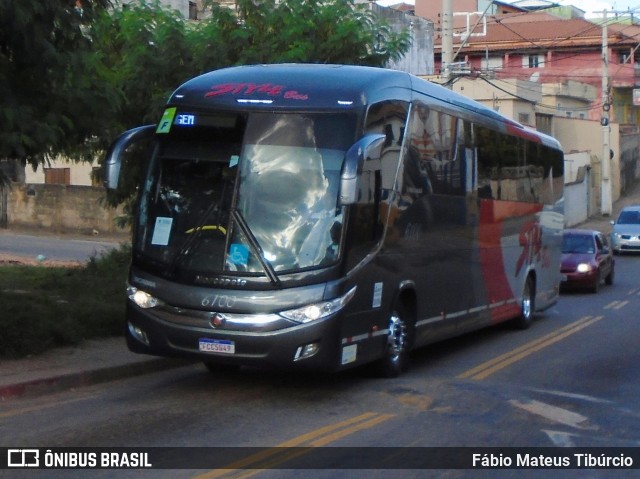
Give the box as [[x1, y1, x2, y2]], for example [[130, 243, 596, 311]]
[[529, 72, 540, 82]]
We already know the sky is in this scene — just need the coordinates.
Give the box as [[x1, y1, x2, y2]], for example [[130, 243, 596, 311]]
[[375, 0, 640, 17]]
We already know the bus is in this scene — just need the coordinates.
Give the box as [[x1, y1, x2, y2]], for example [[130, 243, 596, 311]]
[[105, 64, 564, 377]]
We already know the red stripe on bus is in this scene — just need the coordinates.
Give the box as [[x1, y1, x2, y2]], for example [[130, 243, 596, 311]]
[[478, 199, 543, 322]]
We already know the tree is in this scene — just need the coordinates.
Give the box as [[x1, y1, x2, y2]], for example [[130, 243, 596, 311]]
[[95, 0, 411, 209], [233, 0, 410, 66], [1, 0, 411, 193], [0, 0, 114, 183]]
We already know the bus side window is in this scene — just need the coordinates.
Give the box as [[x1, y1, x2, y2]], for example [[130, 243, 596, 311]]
[[345, 101, 409, 268]]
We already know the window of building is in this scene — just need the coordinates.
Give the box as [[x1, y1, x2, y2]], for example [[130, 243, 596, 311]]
[[44, 168, 70, 185], [618, 50, 639, 65], [535, 113, 553, 135], [518, 113, 530, 125], [189, 1, 197, 20], [523, 54, 544, 68], [481, 56, 503, 71]]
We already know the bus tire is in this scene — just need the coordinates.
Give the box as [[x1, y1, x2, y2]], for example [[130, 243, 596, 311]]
[[377, 303, 412, 378], [513, 275, 535, 330]]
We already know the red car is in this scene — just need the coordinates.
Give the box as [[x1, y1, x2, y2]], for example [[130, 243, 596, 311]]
[[560, 229, 615, 293]]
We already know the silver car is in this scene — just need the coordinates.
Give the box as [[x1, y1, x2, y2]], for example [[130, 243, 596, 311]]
[[610, 205, 640, 254]]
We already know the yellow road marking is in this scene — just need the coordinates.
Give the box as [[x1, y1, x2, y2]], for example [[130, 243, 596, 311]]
[[192, 412, 395, 479], [458, 315, 604, 380]]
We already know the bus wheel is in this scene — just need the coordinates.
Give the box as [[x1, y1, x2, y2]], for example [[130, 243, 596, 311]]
[[513, 276, 535, 330], [377, 305, 411, 378]]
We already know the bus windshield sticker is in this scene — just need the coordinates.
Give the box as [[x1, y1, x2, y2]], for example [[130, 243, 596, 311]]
[[373, 282, 383, 308], [151, 217, 173, 245], [341, 344, 357, 365], [228, 243, 250, 266], [156, 107, 177, 134], [229, 155, 239, 167]]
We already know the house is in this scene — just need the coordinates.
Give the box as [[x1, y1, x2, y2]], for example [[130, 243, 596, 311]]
[[415, 0, 640, 215]]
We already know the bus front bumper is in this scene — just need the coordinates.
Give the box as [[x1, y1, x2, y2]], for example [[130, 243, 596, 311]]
[[124, 302, 344, 372]]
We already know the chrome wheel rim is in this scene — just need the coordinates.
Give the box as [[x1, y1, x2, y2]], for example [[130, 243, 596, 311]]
[[522, 281, 532, 320], [387, 312, 408, 360]]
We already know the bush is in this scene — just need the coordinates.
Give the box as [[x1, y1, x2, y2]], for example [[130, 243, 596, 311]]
[[0, 245, 130, 358]]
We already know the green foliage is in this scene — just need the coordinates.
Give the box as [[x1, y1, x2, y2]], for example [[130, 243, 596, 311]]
[[0, 245, 131, 359], [92, 0, 195, 130], [2, 0, 411, 208], [232, 0, 410, 66], [0, 0, 114, 168]]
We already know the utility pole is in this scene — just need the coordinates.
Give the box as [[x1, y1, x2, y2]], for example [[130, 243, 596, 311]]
[[442, 0, 453, 84], [600, 9, 613, 216]]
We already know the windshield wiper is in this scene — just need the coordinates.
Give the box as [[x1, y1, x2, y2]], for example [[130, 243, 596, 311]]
[[232, 209, 281, 287]]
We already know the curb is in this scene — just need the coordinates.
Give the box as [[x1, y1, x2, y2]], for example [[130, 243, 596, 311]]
[[0, 358, 193, 400]]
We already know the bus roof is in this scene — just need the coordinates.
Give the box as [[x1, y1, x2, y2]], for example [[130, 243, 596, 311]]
[[169, 64, 412, 110], [168, 64, 561, 149]]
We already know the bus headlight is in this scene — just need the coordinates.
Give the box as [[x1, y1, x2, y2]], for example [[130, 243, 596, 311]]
[[280, 286, 357, 323], [127, 285, 163, 309]]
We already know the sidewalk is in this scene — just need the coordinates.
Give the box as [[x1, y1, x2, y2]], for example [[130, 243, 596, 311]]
[[1, 181, 639, 400], [0, 337, 192, 399], [578, 179, 640, 232]]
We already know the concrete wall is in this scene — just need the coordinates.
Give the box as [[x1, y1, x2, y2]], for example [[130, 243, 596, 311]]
[[5, 183, 127, 235], [552, 117, 621, 210], [367, 3, 435, 76], [564, 166, 591, 227]]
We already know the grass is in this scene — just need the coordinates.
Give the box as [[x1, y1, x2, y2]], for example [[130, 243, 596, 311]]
[[0, 245, 131, 359]]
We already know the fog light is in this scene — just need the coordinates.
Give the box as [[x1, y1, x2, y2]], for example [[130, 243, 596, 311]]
[[128, 322, 150, 345], [294, 342, 320, 361]]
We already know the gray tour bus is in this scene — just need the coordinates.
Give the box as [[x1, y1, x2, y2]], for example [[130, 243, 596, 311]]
[[105, 64, 564, 377]]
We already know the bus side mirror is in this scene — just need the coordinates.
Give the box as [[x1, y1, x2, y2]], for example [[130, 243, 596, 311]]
[[104, 125, 156, 190], [339, 134, 386, 205]]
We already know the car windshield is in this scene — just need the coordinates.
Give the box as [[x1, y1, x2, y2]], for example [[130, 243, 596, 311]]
[[617, 210, 640, 224], [134, 110, 356, 281], [562, 235, 595, 254]]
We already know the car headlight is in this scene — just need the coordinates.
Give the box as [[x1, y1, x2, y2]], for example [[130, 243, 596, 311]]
[[127, 285, 164, 309], [280, 286, 357, 323], [576, 263, 592, 273]]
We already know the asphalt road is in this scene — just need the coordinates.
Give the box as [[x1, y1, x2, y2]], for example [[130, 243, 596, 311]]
[[2, 255, 639, 478], [0, 231, 123, 262]]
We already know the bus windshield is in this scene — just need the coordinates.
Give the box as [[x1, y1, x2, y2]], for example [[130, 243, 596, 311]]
[[134, 111, 355, 280]]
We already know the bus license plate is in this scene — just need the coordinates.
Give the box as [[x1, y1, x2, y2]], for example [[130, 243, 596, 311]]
[[199, 338, 235, 354]]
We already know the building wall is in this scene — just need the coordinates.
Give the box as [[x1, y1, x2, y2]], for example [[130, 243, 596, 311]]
[[7, 183, 127, 235], [121, 0, 189, 18], [24, 159, 96, 186], [564, 166, 590, 227], [451, 77, 540, 126], [367, 3, 434, 76], [553, 116, 621, 209]]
